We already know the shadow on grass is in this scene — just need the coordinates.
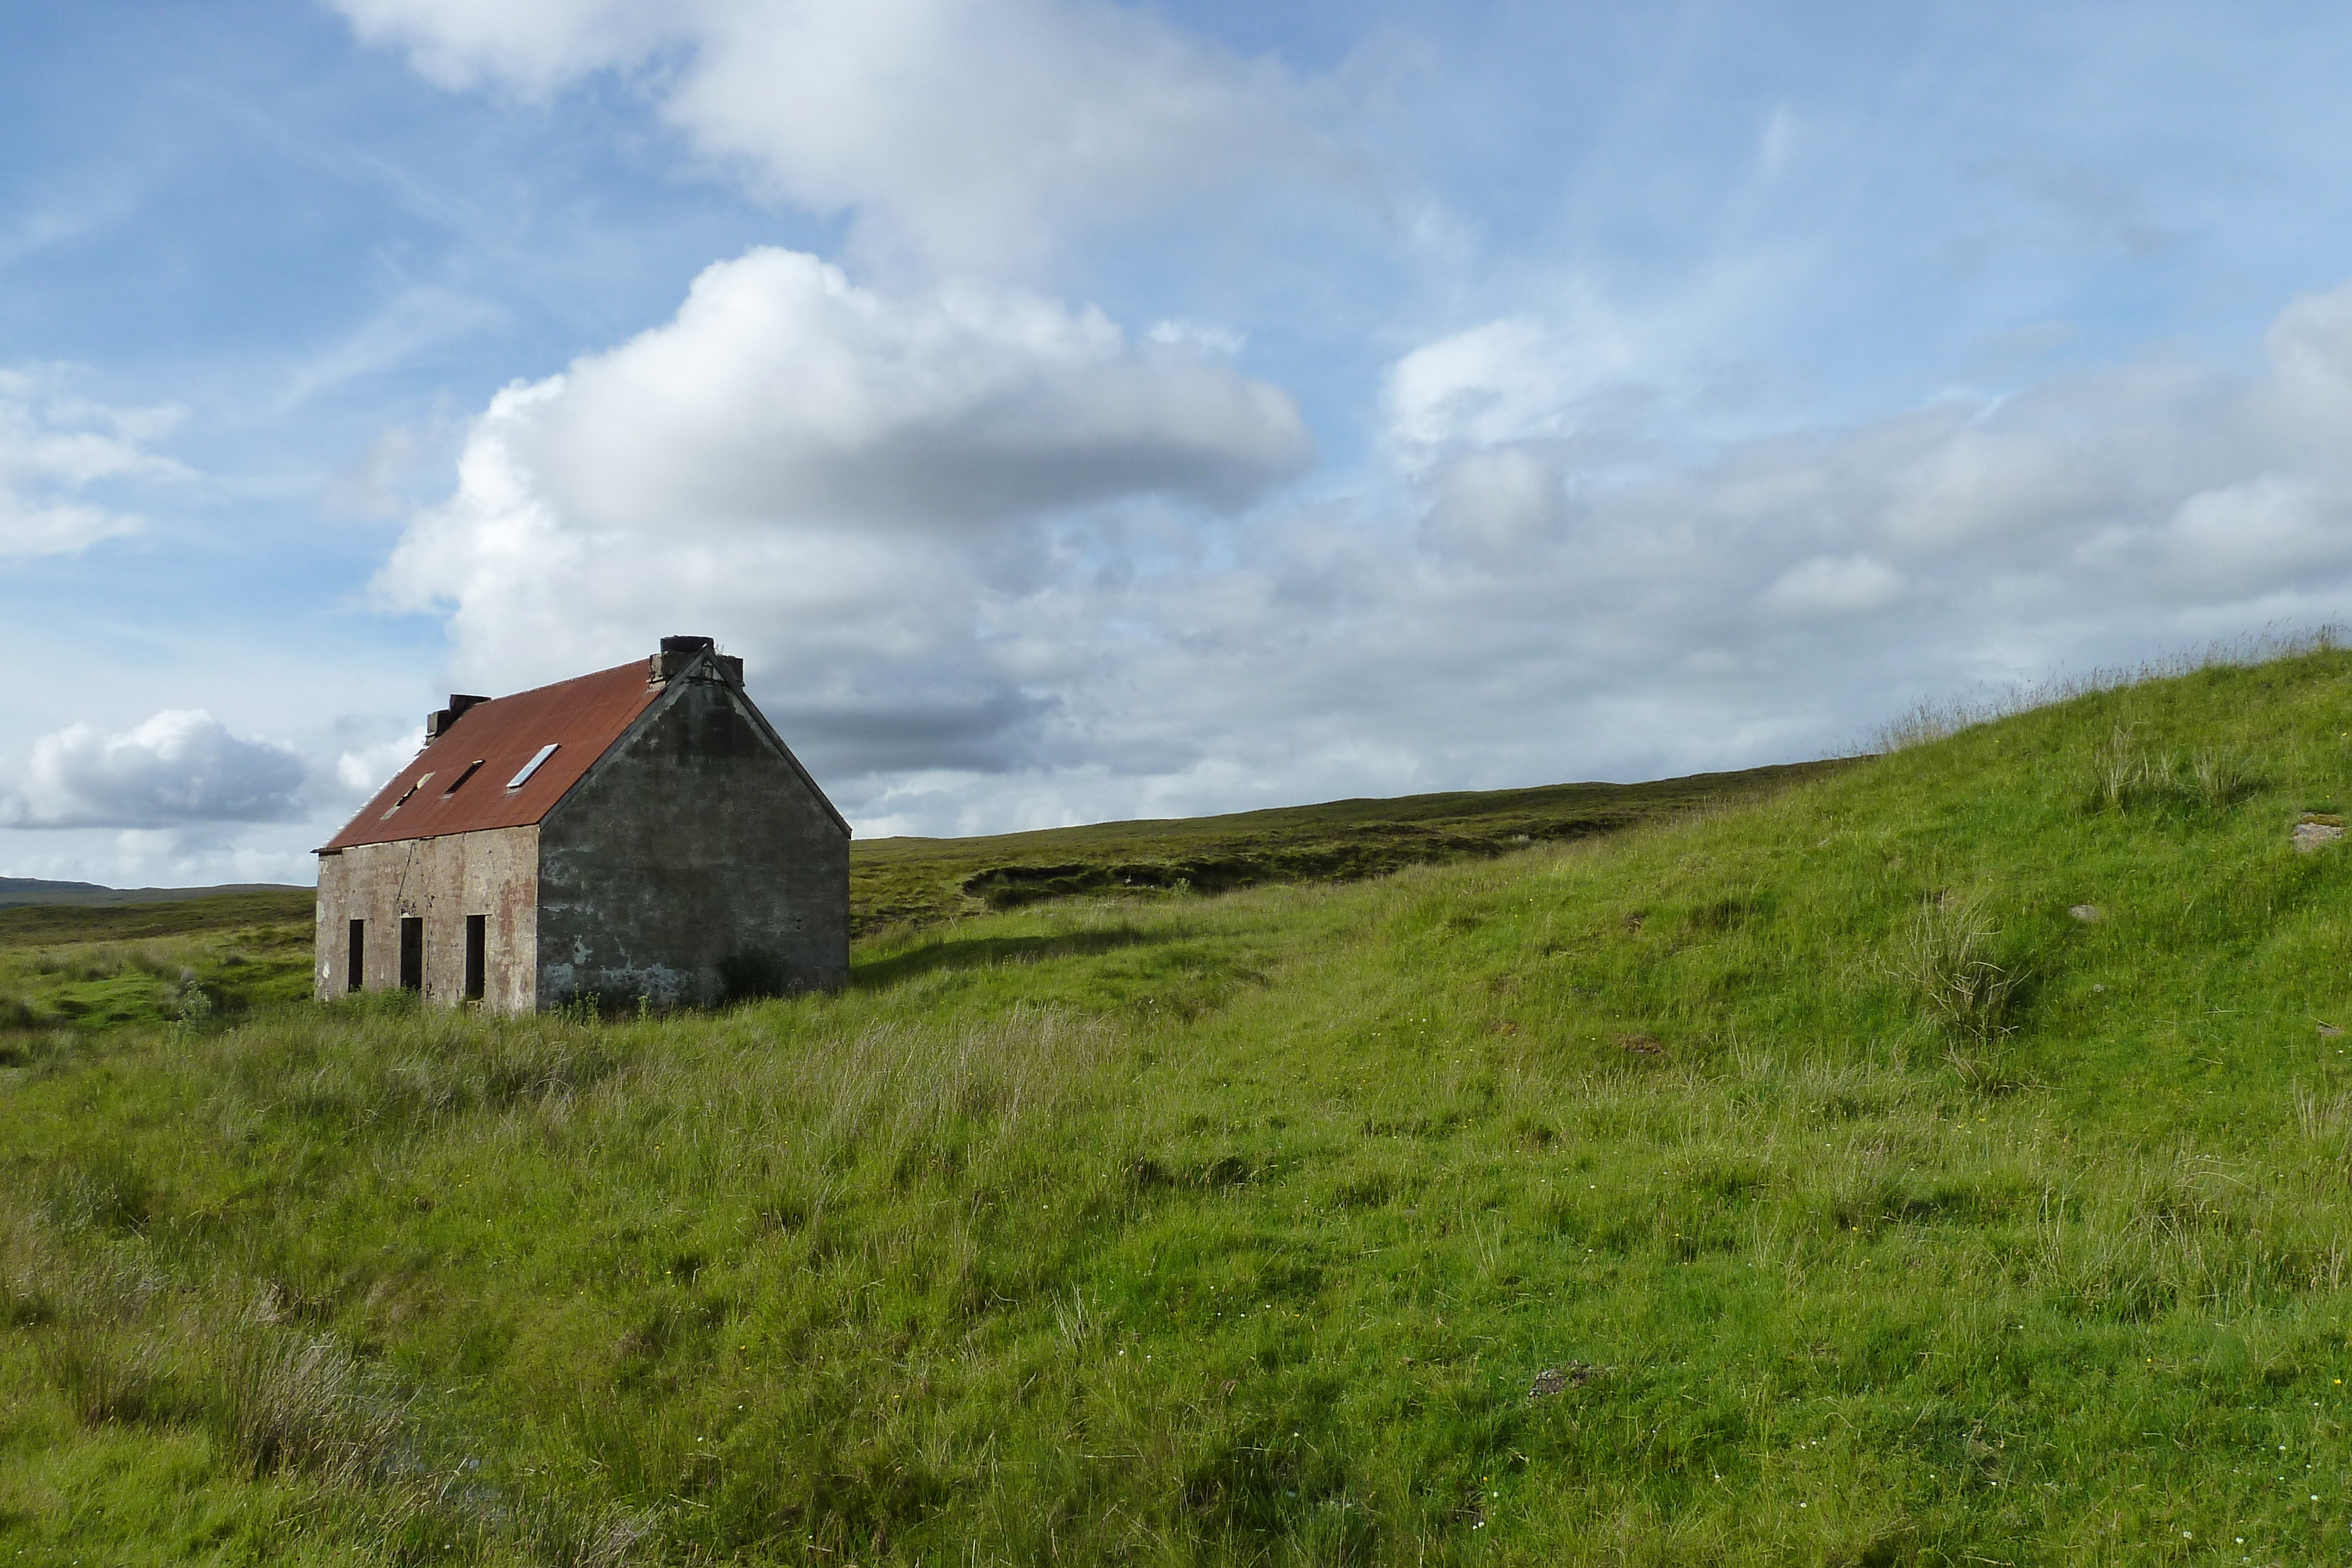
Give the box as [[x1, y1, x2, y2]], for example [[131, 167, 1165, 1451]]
[[854, 925, 1175, 989]]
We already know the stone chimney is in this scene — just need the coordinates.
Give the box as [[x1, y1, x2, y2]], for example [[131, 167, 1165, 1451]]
[[424, 693, 489, 743], [649, 634, 743, 686]]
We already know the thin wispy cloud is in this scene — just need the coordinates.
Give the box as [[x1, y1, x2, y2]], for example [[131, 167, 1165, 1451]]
[[0, 367, 184, 558], [330, 0, 1328, 270]]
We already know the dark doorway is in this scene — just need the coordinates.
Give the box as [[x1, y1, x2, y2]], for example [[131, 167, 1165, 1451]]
[[399, 917, 424, 991], [464, 915, 487, 1002], [347, 919, 365, 993]]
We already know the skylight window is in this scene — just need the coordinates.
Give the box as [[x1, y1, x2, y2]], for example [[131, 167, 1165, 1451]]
[[442, 760, 485, 795], [506, 744, 559, 790]]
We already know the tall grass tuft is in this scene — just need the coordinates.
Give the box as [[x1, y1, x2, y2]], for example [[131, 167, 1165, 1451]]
[[2088, 726, 2166, 813], [525, 1504, 659, 1568], [215, 1294, 404, 1482], [49, 1325, 165, 1425], [2190, 747, 2256, 808], [1892, 893, 2020, 1047], [2086, 728, 2258, 814]]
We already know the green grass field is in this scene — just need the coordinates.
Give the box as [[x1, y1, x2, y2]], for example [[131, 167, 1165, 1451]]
[[0, 761, 1834, 1031], [8, 647, 2352, 1564], [0, 891, 315, 1041]]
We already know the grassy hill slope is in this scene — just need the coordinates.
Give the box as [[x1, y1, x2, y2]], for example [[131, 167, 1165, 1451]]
[[848, 760, 1849, 934], [8, 649, 2352, 1563]]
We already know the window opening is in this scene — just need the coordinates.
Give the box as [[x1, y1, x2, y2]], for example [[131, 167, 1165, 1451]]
[[442, 760, 486, 795], [399, 917, 424, 992], [381, 773, 434, 819], [506, 744, 559, 789], [464, 915, 487, 1002], [346, 919, 365, 994]]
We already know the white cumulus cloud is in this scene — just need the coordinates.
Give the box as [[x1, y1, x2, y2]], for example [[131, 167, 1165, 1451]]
[[1, 712, 309, 830], [375, 248, 1313, 775], [491, 248, 1312, 533]]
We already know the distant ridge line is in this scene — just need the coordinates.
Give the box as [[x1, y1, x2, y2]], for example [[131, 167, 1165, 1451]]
[[0, 878, 309, 910]]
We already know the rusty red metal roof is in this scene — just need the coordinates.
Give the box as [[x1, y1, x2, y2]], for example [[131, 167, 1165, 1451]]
[[321, 661, 664, 851]]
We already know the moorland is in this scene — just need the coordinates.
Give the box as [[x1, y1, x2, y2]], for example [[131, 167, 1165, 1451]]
[[7, 644, 2352, 1564]]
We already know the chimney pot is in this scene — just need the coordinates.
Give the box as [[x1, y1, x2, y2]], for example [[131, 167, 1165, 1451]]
[[650, 634, 724, 683]]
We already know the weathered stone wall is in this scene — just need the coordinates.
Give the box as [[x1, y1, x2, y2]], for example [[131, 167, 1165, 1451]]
[[536, 662, 850, 1007], [313, 825, 540, 1011]]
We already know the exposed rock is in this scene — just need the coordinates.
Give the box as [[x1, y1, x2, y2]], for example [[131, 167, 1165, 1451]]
[[2069, 904, 2103, 922], [1530, 1362, 1603, 1397], [2294, 814, 2346, 853]]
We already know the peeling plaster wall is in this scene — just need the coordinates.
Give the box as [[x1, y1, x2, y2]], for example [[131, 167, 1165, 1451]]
[[536, 664, 850, 1008], [313, 825, 540, 1011]]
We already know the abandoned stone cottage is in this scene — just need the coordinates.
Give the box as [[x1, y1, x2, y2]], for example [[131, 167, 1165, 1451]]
[[315, 636, 849, 1012]]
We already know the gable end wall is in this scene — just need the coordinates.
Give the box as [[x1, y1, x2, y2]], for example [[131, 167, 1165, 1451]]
[[535, 667, 850, 1007]]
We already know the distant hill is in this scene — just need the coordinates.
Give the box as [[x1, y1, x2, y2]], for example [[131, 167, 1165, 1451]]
[[0, 876, 309, 911], [850, 758, 1853, 934]]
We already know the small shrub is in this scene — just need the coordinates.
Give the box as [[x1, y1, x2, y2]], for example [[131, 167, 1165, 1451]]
[[170, 979, 215, 1039]]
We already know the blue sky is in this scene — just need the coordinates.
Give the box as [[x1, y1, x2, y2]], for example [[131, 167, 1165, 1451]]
[[6, 0, 2352, 886]]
